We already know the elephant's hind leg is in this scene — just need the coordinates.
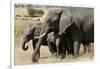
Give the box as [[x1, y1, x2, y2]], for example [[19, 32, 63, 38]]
[[73, 41, 81, 57]]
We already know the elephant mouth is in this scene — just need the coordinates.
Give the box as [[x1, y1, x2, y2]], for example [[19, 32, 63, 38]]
[[34, 33, 46, 39]]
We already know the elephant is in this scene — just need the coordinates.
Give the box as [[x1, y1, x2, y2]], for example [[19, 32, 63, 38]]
[[57, 7, 94, 57], [32, 7, 94, 62], [22, 25, 57, 58]]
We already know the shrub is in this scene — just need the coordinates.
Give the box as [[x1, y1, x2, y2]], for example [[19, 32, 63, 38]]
[[28, 9, 44, 17], [37, 9, 44, 16], [28, 9, 37, 17]]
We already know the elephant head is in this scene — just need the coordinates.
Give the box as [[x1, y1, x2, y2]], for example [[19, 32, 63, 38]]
[[22, 25, 36, 50], [41, 9, 63, 35]]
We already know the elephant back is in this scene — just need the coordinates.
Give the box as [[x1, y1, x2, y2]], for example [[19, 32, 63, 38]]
[[58, 7, 94, 35]]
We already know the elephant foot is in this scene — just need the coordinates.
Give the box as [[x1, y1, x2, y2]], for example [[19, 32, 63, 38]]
[[50, 51, 56, 55], [83, 46, 88, 54], [51, 52, 57, 57], [73, 51, 79, 58], [67, 52, 74, 56], [32, 57, 38, 63], [73, 55, 78, 58], [58, 54, 66, 59], [32, 54, 39, 63], [73, 54, 79, 58], [51, 52, 57, 56]]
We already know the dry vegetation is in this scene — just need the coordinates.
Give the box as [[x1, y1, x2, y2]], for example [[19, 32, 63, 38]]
[[14, 4, 94, 65]]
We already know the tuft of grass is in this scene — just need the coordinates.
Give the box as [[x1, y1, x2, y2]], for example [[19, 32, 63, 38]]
[[15, 27, 24, 37]]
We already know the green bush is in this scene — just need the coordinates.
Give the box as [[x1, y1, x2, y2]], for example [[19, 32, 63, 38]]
[[28, 9, 44, 17], [37, 9, 44, 16], [28, 9, 37, 17]]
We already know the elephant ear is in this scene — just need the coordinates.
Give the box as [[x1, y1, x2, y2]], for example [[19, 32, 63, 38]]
[[40, 9, 62, 34], [58, 8, 73, 35]]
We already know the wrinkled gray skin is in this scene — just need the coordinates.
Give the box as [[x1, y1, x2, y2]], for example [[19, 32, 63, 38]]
[[32, 7, 94, 62], [22, 26, 57, 58]]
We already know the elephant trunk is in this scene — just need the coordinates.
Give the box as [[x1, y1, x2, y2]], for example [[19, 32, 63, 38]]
[[22, 40, 28, 51]]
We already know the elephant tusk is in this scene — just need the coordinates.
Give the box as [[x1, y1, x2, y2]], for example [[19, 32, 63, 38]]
[[34, 33, 46, 39]]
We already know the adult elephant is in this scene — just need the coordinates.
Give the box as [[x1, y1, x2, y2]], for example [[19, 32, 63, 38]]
[[22, 25, 57, 58], [32, 7, 94, 62], [57, 7, 94, 57]]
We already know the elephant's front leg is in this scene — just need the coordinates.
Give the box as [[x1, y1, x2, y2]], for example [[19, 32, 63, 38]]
[[56, 38, 60, 57], [73, 40, 81, 57], [47, 39, 56, 54], [56, 36, 66, 59], [32, 38, 42, 62], [47, 32, 57, 54]]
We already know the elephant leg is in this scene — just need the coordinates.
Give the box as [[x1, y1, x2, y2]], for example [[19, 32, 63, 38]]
[[32, 38, 42, 62], [51, 43, 57, 56], [61, 44, 66, 58], [56, 38, 60, 57], [56, 36, 66, 59], [84, 45, 87, 54], [47, 39, 56, 54], [67, 43, 73, 55], [83, 44, 88, 54], [47, 33, 57, 54], [73, 41, 80, 57], [66, 37, 73, 55], [37, 49, 40, 58]]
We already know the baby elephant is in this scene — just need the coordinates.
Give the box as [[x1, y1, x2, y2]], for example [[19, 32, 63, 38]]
[[22, 25, 57, 58]]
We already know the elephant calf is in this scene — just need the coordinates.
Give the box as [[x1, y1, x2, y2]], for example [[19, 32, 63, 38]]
[[22, 25, 57, 58]]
